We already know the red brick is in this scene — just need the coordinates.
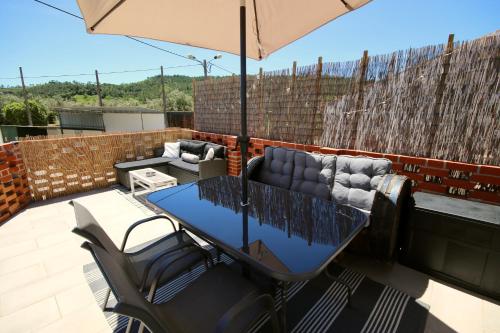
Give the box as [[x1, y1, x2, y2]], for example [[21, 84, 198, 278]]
[[383, 154, 400, 163], [443, 178, 475, 189], [399, 155, 426, 165], [469, 191, 500, 204], [420, 167, 448, 178], [479, 165, 500, 177], [470, 174, 500, 185], [320, 147, 341, 155], [392, 162, 404, 171], [417, 182, 447, 194], [446, 161, 478, 173], [398, 171, 424, 181], [295, 144, 306, 151], [305, 145, 320, 152], [426, 158, 446, 168]]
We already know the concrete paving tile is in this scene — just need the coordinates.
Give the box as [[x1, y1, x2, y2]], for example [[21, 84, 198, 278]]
[[483, 299, 500, 333], [0, 240, 38, 262], [34, 303, 109, 333], [55, 283, 97, 317], [0, 263, 47, 295], [0, 297, 60, 333]]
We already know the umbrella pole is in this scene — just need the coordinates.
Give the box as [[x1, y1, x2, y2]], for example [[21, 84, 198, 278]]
[[239, 0, 249, 207]]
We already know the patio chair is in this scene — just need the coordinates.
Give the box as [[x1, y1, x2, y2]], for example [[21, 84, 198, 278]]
[[70, 200, 212, 310], [83, 241, 281, 333]]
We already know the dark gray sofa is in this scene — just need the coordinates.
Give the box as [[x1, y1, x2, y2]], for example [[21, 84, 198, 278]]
[[115, 140, 227, 188], [247, 146, 412, 261]]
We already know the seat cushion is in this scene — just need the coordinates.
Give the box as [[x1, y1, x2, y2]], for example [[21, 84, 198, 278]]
[[255, 147, 296, 189], [180, 140, 206, 158], [114, 157, 174, 171], [291, 152, 336, 200], [159, 264, 267, 333], [332, 155, 391, 212], [169, 158, 200, 174]]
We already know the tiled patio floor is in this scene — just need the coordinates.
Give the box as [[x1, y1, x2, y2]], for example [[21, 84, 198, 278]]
[[0, 187, 498, 333]]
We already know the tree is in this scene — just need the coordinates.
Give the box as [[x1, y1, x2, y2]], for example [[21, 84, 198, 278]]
[[2, 100, 49, 125]]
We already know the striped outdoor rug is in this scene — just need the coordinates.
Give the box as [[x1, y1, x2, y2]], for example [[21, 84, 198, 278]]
[[83, 249, 428, 333]]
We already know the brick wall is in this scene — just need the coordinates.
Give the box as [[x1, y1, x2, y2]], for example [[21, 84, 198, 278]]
[[0, 142, 30, 223], [192, 130, 500, 206]]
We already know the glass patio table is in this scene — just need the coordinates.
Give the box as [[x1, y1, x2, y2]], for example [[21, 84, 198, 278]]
[[146, 175, 368, 330]]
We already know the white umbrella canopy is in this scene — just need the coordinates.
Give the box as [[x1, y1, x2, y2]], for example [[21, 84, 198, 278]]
[[77, 0, 370, 60]]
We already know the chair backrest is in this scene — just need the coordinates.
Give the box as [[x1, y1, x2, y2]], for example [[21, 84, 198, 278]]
[[331, 155, 391, 212], [84, 242, 170, 333], [291, 151, 336, 200], [72, 201, 142, 284], [254, 147, 296, 189]]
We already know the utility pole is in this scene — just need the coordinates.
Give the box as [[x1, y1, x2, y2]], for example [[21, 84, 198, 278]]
[[95, 70, 103, 107], [160, 66, 169, 128], [203, 59, 208, 79], [19, 67, 33, 126]]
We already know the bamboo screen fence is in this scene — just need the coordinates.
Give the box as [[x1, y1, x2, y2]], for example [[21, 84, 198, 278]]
[[194, 32, 499, 165], [18, 128, 191, 200]]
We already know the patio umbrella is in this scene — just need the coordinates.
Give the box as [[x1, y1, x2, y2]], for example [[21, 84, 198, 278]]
[[76, 0, 371, 205]]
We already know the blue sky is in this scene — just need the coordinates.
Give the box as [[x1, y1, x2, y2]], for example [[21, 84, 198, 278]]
[[1, 0, 498, 86]]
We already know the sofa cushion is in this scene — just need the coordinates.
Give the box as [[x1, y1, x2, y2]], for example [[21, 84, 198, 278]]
[[114, 157, 174, 171], [180, 140, 206, 158], [203, 143, 225, 159], [169, 158, 200, 174], [254, 147, 296, 189], [153, 146, 164, 157], [291, 152, 336, 200], [181, 152, 200, 164], [332, 155, 391, 212], [163, 142, 181, 158]]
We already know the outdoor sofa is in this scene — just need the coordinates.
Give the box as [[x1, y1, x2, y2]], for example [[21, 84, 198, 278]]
[[115, 139, 227, 188], [246, 146, 413, 261]]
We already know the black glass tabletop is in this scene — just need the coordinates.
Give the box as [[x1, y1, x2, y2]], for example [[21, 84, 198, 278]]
[[147, 176, 368, 281]]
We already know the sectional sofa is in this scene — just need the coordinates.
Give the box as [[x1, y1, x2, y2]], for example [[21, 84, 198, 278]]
[[246, 146, 413, 261], [115, 139, 227, 188]]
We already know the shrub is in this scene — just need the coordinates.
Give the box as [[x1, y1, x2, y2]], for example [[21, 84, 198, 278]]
[[2, 100, 49, 125]]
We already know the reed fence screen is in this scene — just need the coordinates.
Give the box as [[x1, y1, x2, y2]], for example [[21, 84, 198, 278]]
[[19, 128, 191, 200], [194, 32, 499, 165]]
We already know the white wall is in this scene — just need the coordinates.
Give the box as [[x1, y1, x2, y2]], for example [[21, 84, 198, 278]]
[[103, 113, 165, 132]]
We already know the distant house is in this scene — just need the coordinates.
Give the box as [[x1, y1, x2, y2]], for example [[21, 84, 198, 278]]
[[55, 106, 193, 135]]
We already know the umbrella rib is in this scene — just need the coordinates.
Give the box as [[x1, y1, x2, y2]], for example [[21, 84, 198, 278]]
[[340, 0, 354, 11], [90, 0, 127, 31], [252, 0, 263, 60]]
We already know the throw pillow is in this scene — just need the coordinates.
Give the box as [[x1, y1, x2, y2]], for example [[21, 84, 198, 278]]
[[162, 142, 180, 158], [181, 152, 200, 164], [204, 147, 215, 160]]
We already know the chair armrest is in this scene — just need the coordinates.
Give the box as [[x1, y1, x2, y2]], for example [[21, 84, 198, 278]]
[[369, 174, 413, 261], [199, 158, 227, 179], [243, 156, 265, 179], [215, 291, 280, 333], [120, 215, 177, 252]]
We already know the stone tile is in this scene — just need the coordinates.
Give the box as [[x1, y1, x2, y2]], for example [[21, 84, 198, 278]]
[[34, 303, 109, 333], [36, 230, 74, 248], [0, 240, 38, 262], [483, 299, 500, 333], [43, 248, 92, 276], [0, 263, 47, 294], [0, 297, 60, 333], [55, 283, 97, 316], [0, 266, 86, 316]]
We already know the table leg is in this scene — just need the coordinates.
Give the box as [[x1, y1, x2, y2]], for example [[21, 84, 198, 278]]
[[280, 281, 289, 332], [130, 175, 135, 196], [325, 269, 352, 306]]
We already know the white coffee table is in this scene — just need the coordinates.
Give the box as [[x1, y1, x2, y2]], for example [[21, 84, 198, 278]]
[[129, 168, 177, 196]]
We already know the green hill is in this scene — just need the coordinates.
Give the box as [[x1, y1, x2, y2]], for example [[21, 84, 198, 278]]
[[0, 75, 206, 112]]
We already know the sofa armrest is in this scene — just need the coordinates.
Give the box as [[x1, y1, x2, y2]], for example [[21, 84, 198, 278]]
[[369, 174, 413, 262], [199, 158, 227, 179], [243, 156, 265, 179]]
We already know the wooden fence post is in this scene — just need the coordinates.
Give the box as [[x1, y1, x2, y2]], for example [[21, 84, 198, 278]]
[[160, 65, 169, 128], [287, 61, 297, 140], [309, 56, 323, 144], [351, 50, 369, 148], [95, 70, 103, 107], [19, 67, 33, 126], [426, 33, 455, 157], [192, 78, 196, 130]]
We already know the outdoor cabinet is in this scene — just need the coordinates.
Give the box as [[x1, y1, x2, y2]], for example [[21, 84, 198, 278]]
[[399, 192, 500, 301]]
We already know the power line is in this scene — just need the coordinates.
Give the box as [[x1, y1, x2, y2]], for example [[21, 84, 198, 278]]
[[33, 0, 236, 75], [0, 64, 201, 81]]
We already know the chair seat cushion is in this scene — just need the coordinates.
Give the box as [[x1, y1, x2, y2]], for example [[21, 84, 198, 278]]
[[114, 157, 174, 171], [169, 158, 200, 174], [159, 264, 267, 333], [291, 152, 336, 200], [332, 155, 391, 211]]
